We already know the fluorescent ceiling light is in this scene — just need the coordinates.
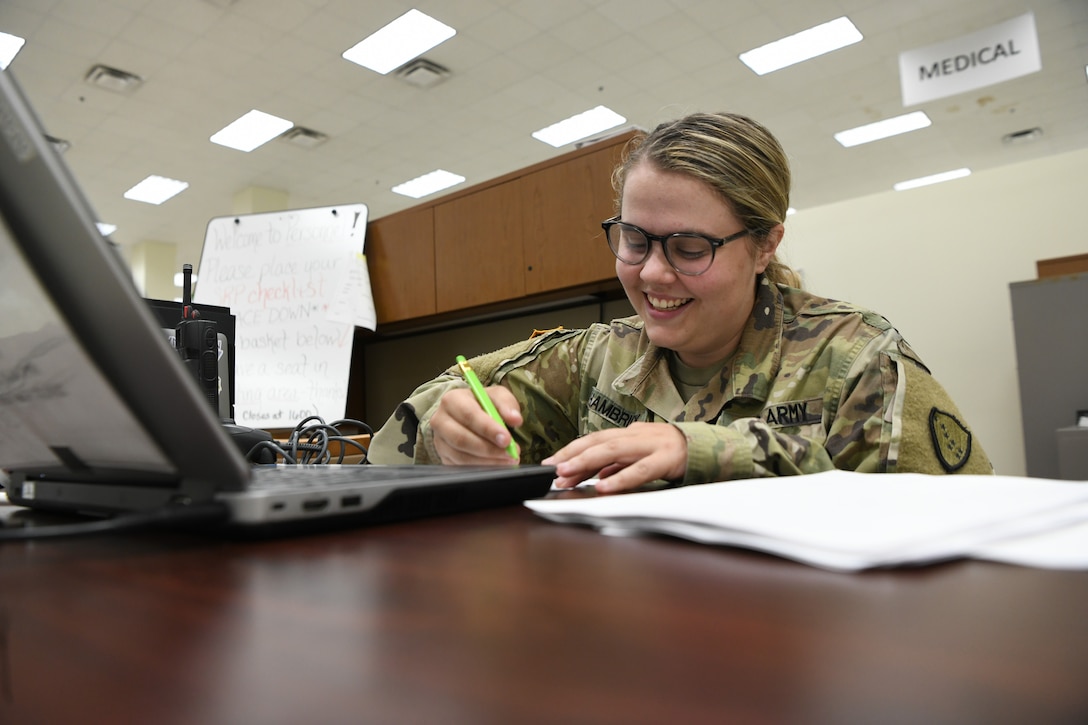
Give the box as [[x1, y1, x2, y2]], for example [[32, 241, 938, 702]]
[[740, 16, 863, 75], [834, 111, 932, 148], [343, 9, 456, 75], [893, 168, 971, 191], [95, 222, 117, 236], [532, 106, 626, 148], [123, 175, 189, 205], [210, 109, 293, 152], [0, 31, 25, 69], [392, 169, 466, 199]]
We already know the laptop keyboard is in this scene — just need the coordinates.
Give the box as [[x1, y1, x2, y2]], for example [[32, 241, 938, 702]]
[[247, 464, 479, 490], [248, 465, 384, 490]]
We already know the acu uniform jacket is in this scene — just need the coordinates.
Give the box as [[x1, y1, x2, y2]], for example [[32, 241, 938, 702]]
[[368, 276, 993, 482]]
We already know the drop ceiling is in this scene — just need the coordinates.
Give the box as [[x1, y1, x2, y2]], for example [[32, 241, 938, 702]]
[[2, 0, 1086, 270]]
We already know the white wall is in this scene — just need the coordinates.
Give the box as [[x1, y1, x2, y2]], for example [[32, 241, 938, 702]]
[[780, 147, 1088, 475]]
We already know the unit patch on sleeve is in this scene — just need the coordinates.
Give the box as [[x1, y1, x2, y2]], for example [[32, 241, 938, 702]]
[[587, 388, 642, 427], [762, 398, 823, 428], [928, 408, 972, 472]]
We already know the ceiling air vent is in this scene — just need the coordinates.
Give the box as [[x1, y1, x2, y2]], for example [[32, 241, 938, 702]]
[[280, 126, 329, 149], [1002, 127, 1043, 145], [44, 134, 70, 154], [394, 58, 450, 89], [84, 64, 143, 94]]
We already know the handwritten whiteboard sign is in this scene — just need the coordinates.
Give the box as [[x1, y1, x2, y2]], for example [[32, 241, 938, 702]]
[[194, 204, 372, 428]]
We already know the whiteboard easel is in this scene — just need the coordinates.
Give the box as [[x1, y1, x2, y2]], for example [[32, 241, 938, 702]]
[[194, 204, 373, 428]]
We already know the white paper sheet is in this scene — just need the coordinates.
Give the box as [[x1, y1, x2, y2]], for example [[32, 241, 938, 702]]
[[970, 518, 1088, 569], [526, 470, 1088, 571]]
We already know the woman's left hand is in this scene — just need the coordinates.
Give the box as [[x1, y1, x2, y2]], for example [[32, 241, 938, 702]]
[[543, 422, 687, 494]]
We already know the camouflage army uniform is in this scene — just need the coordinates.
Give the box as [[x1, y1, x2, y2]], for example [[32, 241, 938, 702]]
[[369, 276, 992, 480]]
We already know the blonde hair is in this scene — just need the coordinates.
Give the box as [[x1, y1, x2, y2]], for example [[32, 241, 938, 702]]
[[614, 112, 801, 289]]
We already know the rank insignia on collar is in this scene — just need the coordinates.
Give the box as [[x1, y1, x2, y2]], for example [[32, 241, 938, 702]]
[[929, 408, 972, 472]]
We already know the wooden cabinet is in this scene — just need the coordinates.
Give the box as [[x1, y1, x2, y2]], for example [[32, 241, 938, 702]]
[[522, 141, 624, 294], [366, 206, 436, 324], [434, 179, 526, 312], [365, 129, 637, 325]]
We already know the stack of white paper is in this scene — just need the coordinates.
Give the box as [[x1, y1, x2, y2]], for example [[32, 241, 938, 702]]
[[525, 470, 1088, 571]]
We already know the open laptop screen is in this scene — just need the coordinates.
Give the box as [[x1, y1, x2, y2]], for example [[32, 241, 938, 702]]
[[0, 67, 251, 493]]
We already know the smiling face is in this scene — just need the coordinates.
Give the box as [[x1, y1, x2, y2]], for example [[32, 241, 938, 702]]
[[616, 161, 780, 368]]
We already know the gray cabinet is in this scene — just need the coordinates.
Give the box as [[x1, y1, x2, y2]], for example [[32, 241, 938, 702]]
[[1010, 273, 1088, 479]]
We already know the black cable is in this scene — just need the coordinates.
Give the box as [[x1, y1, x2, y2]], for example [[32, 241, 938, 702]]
[[327, 418, 373, 464], [0, 501, 230, 541], [246, 440, 297, 464], [295, 426, 331, 464], [291, 415, 326, 433], [327, 435, 368, 464], [244, 416, 370, 465], [330, 418, 374, 437]]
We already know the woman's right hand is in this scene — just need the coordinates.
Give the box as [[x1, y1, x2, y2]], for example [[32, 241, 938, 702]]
[[430, 386, 523, 465]]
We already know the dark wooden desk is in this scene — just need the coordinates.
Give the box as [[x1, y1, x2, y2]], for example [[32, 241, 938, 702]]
[[1, 503, 1086, 724]]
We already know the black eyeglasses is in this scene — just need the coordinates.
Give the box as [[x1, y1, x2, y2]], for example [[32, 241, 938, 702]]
[[601, 216, 749, 276]]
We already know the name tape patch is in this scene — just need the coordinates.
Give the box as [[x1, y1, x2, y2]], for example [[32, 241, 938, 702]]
[[762, 398, 823, 428], [587, 388, 641, 427]]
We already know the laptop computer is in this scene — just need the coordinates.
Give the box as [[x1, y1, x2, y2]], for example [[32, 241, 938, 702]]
[[0, 68, 554, 532]]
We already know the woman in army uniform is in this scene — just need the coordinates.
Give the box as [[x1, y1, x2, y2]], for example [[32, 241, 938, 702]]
[[368, 112, 992, 492]]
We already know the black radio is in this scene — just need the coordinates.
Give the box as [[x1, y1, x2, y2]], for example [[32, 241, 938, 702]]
[[175, 263, 219, 412]]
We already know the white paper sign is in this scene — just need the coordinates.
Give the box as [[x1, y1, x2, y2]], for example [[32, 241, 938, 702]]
[[195, 204, 371, 428], [325, 253, 377, 330], [899, 12, 1041, 106]]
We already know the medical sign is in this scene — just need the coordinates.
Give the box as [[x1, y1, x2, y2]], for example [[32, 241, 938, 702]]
[[899, 12, 1041, 106]]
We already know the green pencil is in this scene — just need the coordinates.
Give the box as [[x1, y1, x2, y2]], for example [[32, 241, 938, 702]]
[[456, 355, 519, 461]]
